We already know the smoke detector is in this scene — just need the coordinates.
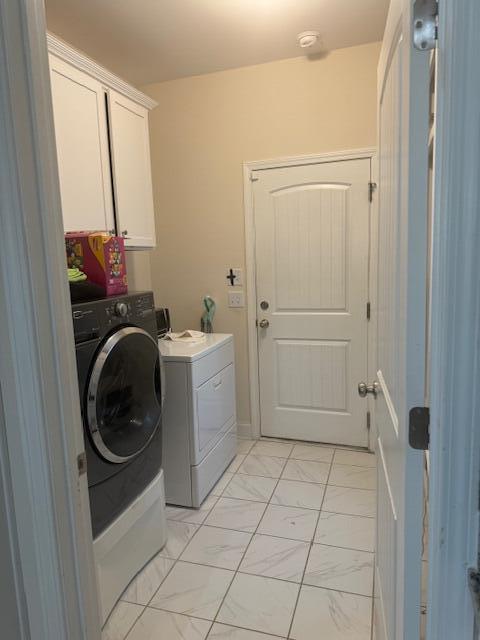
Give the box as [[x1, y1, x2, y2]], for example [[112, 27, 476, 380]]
[[297, 31, 320, 49]]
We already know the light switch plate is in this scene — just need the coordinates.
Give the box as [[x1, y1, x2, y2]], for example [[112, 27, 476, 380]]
[[232, 268, 243, 286], [228, 291, 244, 308]]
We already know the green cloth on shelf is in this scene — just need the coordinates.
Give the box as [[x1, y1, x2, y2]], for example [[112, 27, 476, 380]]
[[68, 267, 87, 282]]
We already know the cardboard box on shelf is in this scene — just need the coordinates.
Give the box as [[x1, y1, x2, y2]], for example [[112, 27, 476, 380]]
[[65, 231, 127, 296]]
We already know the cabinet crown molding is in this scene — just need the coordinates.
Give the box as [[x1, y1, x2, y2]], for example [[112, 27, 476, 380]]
[[47, 32, 158, 110]]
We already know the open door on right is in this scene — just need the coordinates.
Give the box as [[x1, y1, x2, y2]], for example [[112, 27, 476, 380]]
[[368, 0, 431, 638]]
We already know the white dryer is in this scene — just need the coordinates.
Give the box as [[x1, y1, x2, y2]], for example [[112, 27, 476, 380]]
[[159, 334, 236, 507]]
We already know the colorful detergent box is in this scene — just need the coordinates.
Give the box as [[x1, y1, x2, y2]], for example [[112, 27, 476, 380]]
[[65, 232, 128, 296]]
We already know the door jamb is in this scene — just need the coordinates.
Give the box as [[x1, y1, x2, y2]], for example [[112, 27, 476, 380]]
[[0, 1, 100, 638], [243, 148, 377, 444], [427, 0, 480, 636]]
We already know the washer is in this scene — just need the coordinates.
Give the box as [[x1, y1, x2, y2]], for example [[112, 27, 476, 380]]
[[72, 291, 167, 623], [159, 334, 237, 507]]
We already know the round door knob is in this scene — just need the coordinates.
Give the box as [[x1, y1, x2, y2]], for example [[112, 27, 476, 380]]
[[114, 302, 128, 317], [259, 319, 270, 329], [358, 381, 379, 397]]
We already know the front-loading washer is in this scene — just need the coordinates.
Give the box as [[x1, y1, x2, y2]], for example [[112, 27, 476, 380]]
[[72, 291, 167, 623]]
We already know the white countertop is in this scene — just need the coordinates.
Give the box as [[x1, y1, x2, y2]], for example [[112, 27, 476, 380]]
[[158, 333, 233, 362]]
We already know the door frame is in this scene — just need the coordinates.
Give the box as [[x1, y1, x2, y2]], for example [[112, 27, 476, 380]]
[[243, 148, 377, 445], [0, 1, 100, 638]]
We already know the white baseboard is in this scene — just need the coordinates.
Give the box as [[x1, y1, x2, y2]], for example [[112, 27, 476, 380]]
[[237, 423, 254, 439]]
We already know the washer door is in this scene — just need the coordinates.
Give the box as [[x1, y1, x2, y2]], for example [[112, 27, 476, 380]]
[[86, 326, 162, 463]]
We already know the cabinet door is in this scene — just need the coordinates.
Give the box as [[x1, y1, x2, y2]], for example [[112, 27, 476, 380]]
[[49, 55, 115, 233], [108, 90, 156, 248]]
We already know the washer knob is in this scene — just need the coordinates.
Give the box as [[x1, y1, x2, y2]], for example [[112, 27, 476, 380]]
[[114, 302, 128, 317]]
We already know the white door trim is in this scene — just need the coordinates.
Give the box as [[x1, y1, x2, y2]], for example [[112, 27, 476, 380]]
[[427, 0, 480, 636], [0, 2, 100, 638], [243, 148, 377, 443]]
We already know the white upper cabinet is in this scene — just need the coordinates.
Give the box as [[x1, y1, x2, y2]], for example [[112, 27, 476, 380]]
[[47, 35, 158, 248], [108, 90, 156, 248], [49, 55, 115, 234]]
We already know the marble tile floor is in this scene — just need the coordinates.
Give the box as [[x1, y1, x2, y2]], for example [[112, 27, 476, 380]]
[[103, 438, 376, 640]]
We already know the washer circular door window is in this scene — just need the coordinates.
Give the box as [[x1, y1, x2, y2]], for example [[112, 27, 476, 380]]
[[87, 326, 162, 463]]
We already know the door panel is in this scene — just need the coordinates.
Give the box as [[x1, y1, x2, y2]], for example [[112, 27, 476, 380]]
[[276, 340, 348, 412], [373, 0, 429, 637], [273, 185, 348, 311], [254, 159, 370, 447]]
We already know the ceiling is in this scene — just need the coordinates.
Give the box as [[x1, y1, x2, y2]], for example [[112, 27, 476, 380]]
[[45, 0, 389, 87]]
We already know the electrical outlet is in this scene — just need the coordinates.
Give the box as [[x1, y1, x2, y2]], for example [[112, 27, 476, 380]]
[[228, 291, 244, 308]]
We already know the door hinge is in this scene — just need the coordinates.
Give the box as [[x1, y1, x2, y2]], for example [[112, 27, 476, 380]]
[[408, 406, 430, 450], [77, 451, 88, 476], [366, 302, 371, 320], [368, 182, 377, 202], [468, 569, 480, 625], [413, 0, 438, 51], [366, 411, 371, 431], [250, 173, 259, 182]]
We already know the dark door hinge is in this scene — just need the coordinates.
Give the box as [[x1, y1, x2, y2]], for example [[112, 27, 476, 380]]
[[408, 407, 430, 450], [367, 411, 371, 431], [77, 452, 88, 476], [468, 569, 480, 625], [367, 302, 371, 320], [368, 182, 377, 202]]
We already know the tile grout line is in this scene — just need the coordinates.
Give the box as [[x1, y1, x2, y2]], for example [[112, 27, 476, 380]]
[[164, 502, 376, 529], [121, 540, 197, 637], [140, 559, 375, 597], [206, 452, 290, 637], [219, 477, 375, 506], [162, 521, 374, 549], [119, 438, 375, 640], [216, 439, 374, 637], [118, 441, 273, 638], [122, 495, 222, 639], [159, 442, 261, 639], [122, 572, 374, 637], [122, 604, 147, 640], [128, 487, 235, 638], [285, 446, 336, 640]]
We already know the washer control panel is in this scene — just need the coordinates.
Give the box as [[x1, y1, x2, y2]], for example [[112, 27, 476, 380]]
[[72, 292, 155, 343]]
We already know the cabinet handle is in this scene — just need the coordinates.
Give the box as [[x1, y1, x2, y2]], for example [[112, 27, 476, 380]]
[[213, 379, 223, 389]]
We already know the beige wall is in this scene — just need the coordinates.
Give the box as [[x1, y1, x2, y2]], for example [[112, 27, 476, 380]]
[[126, 251, 152, 291], [144, 41, 380, 429]]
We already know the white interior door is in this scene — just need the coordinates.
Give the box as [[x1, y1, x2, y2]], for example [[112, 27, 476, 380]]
[[373, 0, 430, 638], [254, 158, 371, 447]]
